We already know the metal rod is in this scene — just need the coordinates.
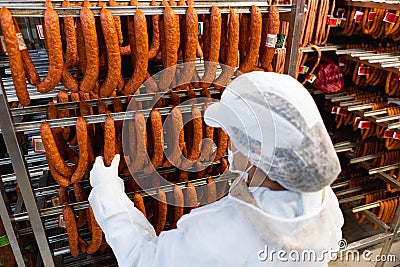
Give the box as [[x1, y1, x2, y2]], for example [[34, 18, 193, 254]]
[[375, 114, 400, 123], [4, 4, 294, 17], [330, 96, 355, 102], [347, 103, 373, 111], [339, 100, 363, 107], [364, 109, 387, 117], [0, 76, 55, 266], [369, 164, 399, 175], [351, 197, 399, 213], [387, 121, 400, 130], [335, 186, 365, 197], [350, 153, 381, 164], [13, 102, 209, 132]]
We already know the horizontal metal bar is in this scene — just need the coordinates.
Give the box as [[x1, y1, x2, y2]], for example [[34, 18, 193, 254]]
[[348, 103, 373, 111], [376, 114, 400, 123], [339, 194, 367, 205], [340, 100, 363, 107], [335, 49, 366, 55], [10, 88, 220, 117], [332, 181, 349, 190], [0, 153, 45, 166], [300, 45, 342, 53], [334, 140, 356, 147], [369, 164, 399, 175], [331, 96, 355, 102], [325, 92, 347, 99], [335, 147, 354, 153], [350, 153, 381, 164], [352, 196, 400, 213], [387, 121, 400, 130], [14, 102, 210, 132], [12, 172, 237, 222], [359, 53, 400, 60], [382, 62, 400, 68], [364, 109, 387, 117], [335, 186, 365, 197], [4, 4, 294, 17], [369, 58, 400, 64]]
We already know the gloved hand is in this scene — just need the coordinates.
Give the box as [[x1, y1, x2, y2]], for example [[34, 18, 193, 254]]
[[90, 154, 123, 190]]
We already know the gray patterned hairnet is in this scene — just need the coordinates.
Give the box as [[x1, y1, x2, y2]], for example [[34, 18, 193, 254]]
[[204, 72, 341, 192]]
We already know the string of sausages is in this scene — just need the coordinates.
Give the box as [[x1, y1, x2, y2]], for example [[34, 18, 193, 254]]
[[0, 1, 285, 107]]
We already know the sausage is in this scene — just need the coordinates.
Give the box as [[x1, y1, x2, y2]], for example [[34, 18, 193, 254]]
[[185, 182, 198, 211], [57, 90, 73, 142], [62, 0, 77, 68], [79, 100, 95, 164], [131, 112, 148, 172], [155, 188, 167, 235], [206, 178, 217, 205], [149, 0, 160, 60], [71, 117, 89, 183], [219, 14, 228, 64], [158, 6, 180, 91], [117, 75, 125, 92], [166, 107, 184, 167], [61, 63, 79, 93], [200, 103, 215, 161], [58, 186, 69, 205], [80, 1, 99, 92], [177, 6, 198, 89], [123, 9, 148, 95], [12, 18, 40, 86], [108, 0, 123, 45], [238, 5, 262, 74], [172, 185, 184, 228], [104, 116, 116, 167], [63, 203, 79, 257], [41, 121, 73, 181], [86, 205, 103, 254], [212, 128, 228, 162], [214, 8, 239, 89], [200, 6, 221, 89], [144, 72, 159, 93], [185, 105, 202, 168], [73, 183, 88, 228], [133, 193, 147, 217], [0, 8, 30, 106], [37, 3, 64, 93], [99, 7, 121, 98], [144, 110, 164, 174], [259, 6, 280, 72], [76, 20, 86, 73], [46, 104, 66, 158], [239, 14, 250, 64]]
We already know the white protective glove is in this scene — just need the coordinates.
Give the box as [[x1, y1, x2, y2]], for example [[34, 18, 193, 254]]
[[90, 154, 124, 190]]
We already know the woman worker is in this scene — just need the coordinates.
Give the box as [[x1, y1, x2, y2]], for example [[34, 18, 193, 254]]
[[88, 72, 344, 266]]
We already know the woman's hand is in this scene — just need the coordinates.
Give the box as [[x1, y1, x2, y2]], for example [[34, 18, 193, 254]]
[[90, 154, 121, 188]]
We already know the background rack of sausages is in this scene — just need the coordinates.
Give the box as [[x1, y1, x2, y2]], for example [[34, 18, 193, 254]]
[[0, 0, 306, 266], [319, 1, 400, 265]]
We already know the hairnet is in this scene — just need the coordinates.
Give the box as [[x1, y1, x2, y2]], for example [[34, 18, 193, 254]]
[[204, 72, 341, 192]]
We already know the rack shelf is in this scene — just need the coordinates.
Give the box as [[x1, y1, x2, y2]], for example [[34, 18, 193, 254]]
[[345, 0, 400, 10]]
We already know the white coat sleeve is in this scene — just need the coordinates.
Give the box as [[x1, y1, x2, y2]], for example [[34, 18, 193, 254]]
[[88, 176, 159, 266]]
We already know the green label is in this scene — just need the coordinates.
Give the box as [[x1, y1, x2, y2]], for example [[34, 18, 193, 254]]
[[275, 34, 286, 49], [0, 235, 10, 247]]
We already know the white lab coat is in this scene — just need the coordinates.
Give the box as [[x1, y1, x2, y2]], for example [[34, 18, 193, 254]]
[[88, 177, 344, 267]]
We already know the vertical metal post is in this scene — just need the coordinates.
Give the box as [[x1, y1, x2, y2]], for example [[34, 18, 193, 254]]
[[282, 0, 305, 77], [376, 204, 400, 267], [0, 82, 55, 266], [0, 180, 26, 266]]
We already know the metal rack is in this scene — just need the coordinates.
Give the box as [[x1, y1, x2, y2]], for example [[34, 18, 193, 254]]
[[325, 86, 400, 266], [0, 0, 305, 266]]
